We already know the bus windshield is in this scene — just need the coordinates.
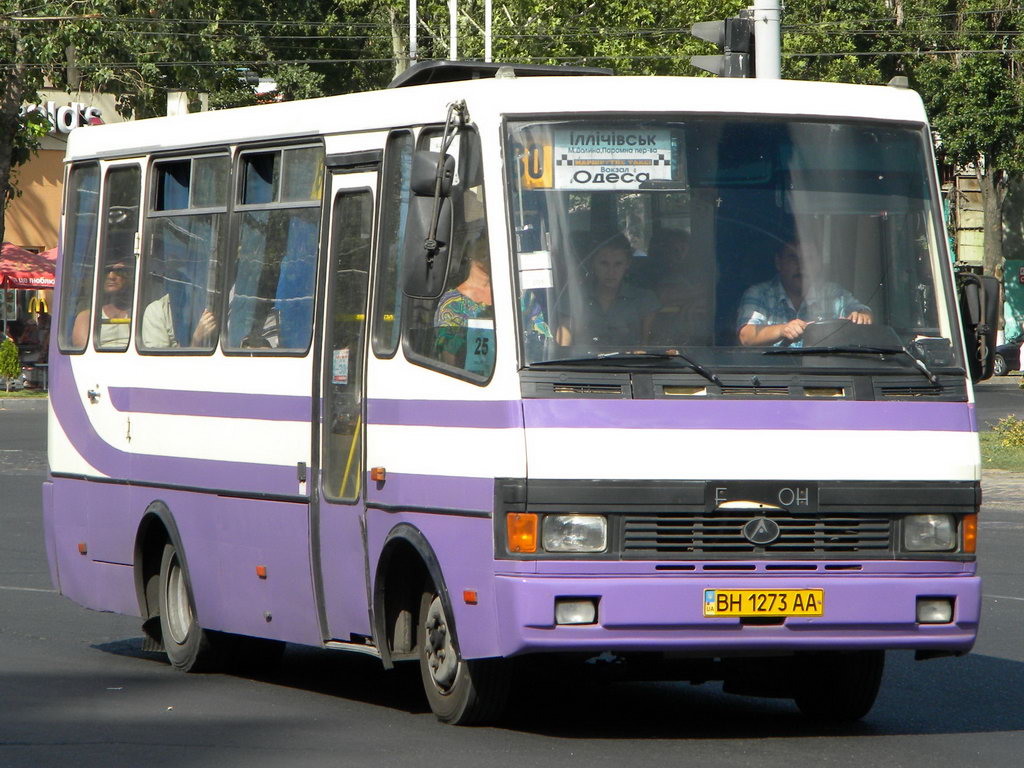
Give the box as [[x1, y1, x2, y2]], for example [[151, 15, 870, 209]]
[[505, 117, 960, 373]]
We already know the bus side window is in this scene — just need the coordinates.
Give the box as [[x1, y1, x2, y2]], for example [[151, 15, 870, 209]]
[[225, 146, 323, 353], [371, 131, 414, 357], [92, 165, 141, 352], [404, 128, 495, 382], [58, 164, 100, 352], [139, 155, 228, 352]]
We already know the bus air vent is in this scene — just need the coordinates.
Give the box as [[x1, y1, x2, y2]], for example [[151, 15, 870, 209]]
[[880, 385, 944, 398], [719, 385, 789, 396], [622, 513, 892, 555], [552, 382, 624, 395]]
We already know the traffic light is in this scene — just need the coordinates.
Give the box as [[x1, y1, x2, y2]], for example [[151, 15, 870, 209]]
[[690, 12, 756, 78]]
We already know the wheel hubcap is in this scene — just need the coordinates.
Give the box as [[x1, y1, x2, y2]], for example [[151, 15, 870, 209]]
[[424, 596, 458, 693], [164, 554, 192, 645]]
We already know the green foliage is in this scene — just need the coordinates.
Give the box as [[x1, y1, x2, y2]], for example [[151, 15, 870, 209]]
[[991, 414, 1024, 449], [0, 337, 20, 391], [979, 429, 1024, 471]]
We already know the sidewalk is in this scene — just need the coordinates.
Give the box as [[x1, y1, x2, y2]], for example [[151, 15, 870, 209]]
[[981, 469, 1024, 510]]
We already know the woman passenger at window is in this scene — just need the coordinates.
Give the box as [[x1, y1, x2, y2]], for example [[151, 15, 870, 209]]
[[559, 233, 659, 348], [72, 260, 134, 348], [434, 237, 494, 371]]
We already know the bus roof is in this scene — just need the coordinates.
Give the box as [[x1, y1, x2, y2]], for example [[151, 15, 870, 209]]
[[65, 75, 929, 162]]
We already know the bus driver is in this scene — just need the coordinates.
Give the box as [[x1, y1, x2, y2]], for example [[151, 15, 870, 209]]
[[737, 240, 872, 347]]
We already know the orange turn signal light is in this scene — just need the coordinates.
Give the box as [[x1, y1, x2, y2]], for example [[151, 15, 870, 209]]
[[463, 590, 478, 605], [507, 513, 538, 553], [370, 467, 386, 483], [962, 514, 977, 554], [256, 565, 268, 579]]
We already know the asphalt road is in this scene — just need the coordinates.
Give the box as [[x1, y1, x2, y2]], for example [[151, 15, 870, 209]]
[[974, 372, 1024, 427], [1, 397, 1022, 768]]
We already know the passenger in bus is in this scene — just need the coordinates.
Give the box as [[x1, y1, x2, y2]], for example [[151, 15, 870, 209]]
[[434, 238, 494, 371], [559, 233, 659, 347], [737, 241, 872, 347], [71, 260, 134, 348], [141, 293, 217, 349]]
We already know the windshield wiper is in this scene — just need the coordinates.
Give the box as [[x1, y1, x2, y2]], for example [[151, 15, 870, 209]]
[[764, 344, 940, 386], [530, 350, 722, 386]]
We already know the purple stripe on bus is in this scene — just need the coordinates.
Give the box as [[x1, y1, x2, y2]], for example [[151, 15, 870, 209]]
[[367, 471, 495, 513], [365, 398, 976, 432], [366, 398, 524, 429], [48, 353, 300, 494], [522, 398, 976, 432], [109, 387, 311, 421]]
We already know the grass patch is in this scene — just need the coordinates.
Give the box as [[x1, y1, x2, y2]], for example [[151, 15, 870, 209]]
[[979, 430, 1024, 472], [0, 389, 48, 399]]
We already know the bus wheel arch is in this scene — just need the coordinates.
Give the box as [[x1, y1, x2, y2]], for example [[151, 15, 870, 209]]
[[373, 524, 447, 669], [132, 502, 220, 672], [133, 501, 180, 650], [373, 523, 510, 724]]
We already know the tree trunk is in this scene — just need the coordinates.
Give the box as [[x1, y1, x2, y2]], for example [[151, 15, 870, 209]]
[[390, 8, 407, 80], [977, 158, 1008, 279], [0, 24, 27, 247]]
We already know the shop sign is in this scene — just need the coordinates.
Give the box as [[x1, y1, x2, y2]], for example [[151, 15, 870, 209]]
[[21, 101, 103, 136]]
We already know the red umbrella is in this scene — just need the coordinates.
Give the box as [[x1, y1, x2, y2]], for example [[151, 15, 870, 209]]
[[1, 242, 56, 290]]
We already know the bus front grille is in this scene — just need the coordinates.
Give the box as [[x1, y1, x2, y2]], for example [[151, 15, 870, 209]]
[[621, 514, 892, 556]]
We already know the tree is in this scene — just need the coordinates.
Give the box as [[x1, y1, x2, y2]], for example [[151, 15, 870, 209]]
[[0, 336, 19, 392], [909, 2, 1024, 277], [782, 0, 1024, 277], [1, 1, 399, 244]]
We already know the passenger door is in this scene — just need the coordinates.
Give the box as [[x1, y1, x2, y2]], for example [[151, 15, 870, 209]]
[[314, 167, 377, 643]]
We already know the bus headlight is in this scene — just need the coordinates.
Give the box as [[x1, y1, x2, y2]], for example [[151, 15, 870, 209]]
[[903, 514, 956, 551], [542, 515, 607, 553]]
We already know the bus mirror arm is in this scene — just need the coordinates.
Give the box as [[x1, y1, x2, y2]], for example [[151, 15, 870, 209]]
[[957, 273, 1000, 383], [402, 103, 466, 300]]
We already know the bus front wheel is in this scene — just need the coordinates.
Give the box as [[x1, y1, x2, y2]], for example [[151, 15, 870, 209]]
[[158, 542, 220, 672], [793, 650, 885, 722], [417, 588, 510, 725]]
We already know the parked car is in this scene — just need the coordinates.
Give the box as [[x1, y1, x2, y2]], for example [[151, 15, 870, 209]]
[[994, 336, 1022, 376]]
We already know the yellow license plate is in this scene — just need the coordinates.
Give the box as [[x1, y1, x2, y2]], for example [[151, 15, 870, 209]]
[[703, 589, 824, 617]]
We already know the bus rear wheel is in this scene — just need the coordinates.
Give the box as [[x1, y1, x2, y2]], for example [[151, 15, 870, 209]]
[[417, 588, 510, 725], [793, 650, 884, 722], [158, 542, 221, 672]]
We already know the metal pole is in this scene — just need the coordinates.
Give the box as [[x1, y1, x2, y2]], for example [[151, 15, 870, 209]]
[[753, 0, 782, 79], [409, 0, 417, 62], [485, 0, 492, 62], [451, 2, 458, 61]]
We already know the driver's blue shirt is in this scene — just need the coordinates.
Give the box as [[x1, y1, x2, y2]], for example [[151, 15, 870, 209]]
[[736, 276, 870, 346]]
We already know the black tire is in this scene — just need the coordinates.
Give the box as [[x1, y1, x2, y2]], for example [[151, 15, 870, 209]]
[[793, 650, 884, 722], [994, 354, 1008, 376], [158, 542, 222, 673], [417, 588, 511, 725]]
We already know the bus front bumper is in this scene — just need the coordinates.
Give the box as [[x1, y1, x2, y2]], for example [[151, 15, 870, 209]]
[[492, 573, 981, 658]]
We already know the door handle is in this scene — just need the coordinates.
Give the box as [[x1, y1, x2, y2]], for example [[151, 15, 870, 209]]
[[87, 388, 101, 404]]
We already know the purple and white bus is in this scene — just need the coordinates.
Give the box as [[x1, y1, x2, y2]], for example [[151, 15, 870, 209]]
[[44, 62, 995, 725]]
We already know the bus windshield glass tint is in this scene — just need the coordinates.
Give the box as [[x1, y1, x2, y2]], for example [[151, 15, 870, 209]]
[[505, 118, 959, 372]]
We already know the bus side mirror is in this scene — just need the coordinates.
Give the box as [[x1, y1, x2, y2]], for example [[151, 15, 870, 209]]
[[403, 151, 455, 300], [958, 273, 1000, 382]]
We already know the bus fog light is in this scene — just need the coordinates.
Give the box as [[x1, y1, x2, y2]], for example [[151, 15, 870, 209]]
[[917, 598, 953, 624], [542, 515, 607, 553], [555, 598, 597, 625], [904, 514, 955, 551]]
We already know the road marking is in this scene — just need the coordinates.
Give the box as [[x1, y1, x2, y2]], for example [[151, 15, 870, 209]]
[[984, 593, 1024, 602], [0, 585, 57, 593]]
